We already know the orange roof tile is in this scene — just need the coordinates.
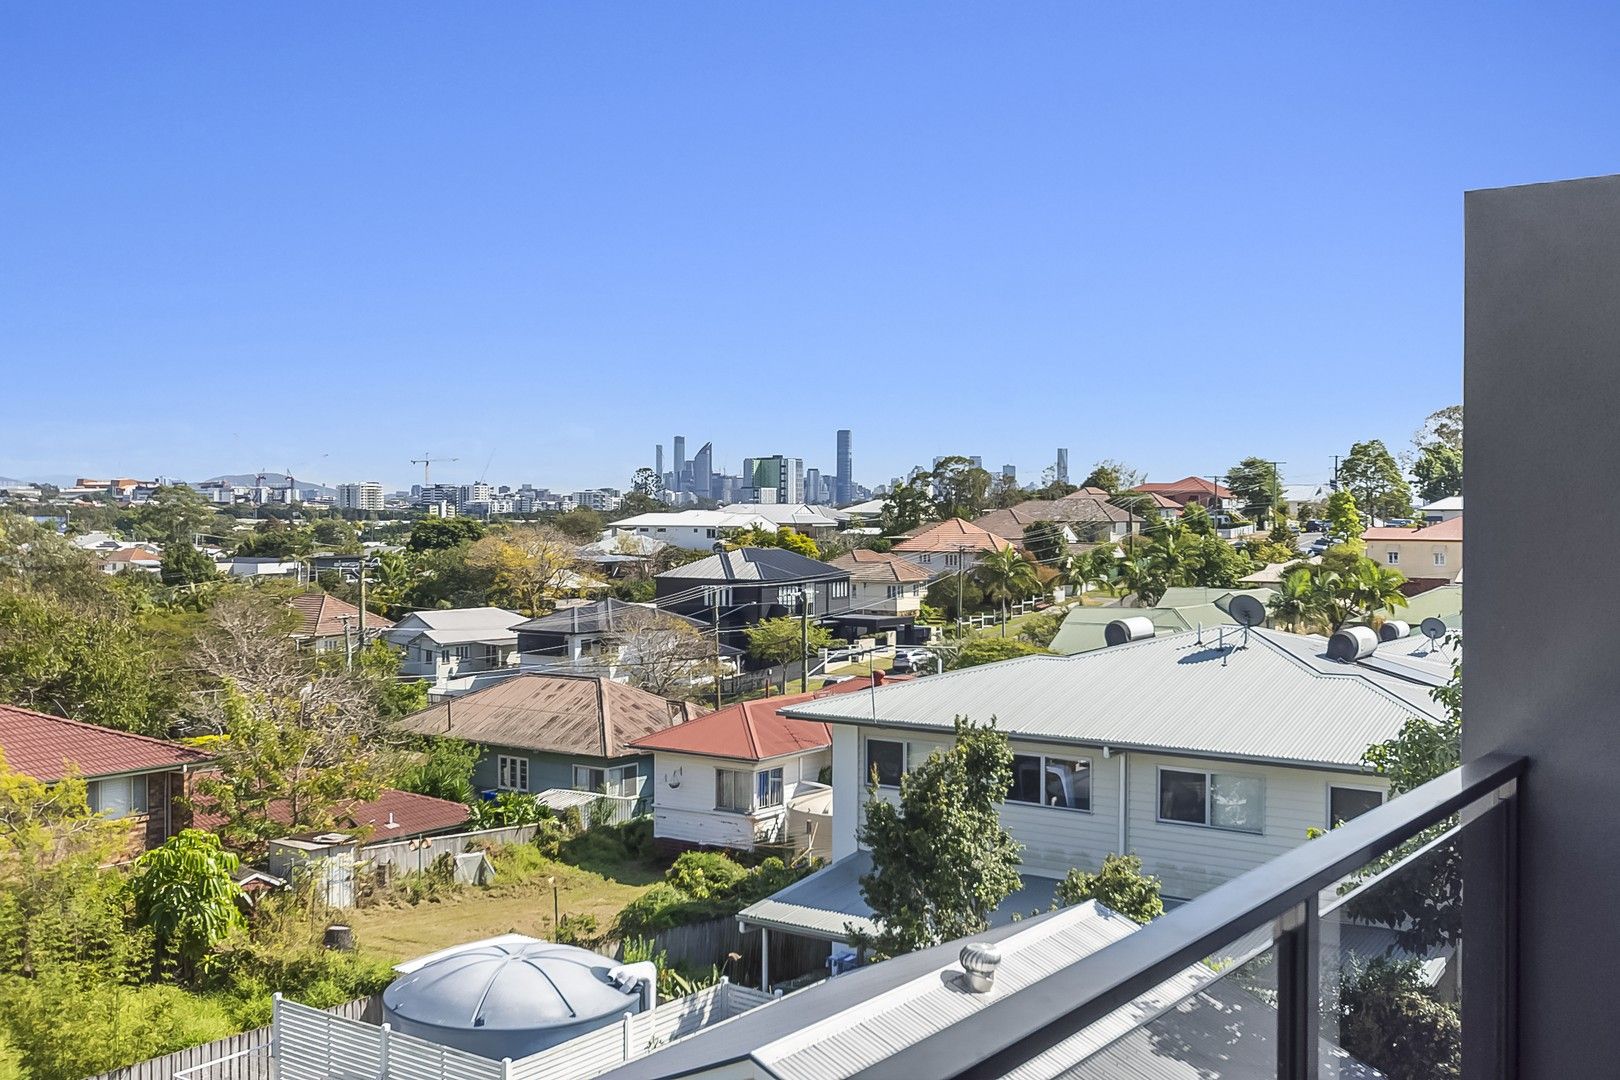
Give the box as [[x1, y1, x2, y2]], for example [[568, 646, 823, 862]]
[[0, 704, 211, 781], [891, 518, 1012, 554], [289, 591, 395, 639]]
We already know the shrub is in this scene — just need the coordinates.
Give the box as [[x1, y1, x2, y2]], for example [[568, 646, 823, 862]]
[[1055, 853, 1164, 923], [949, 638, 1049, 670], [469, 791, 549, 829], [667, 852, 749, 900], [395, 738, 480, 805], [555, 912, 600, 948]]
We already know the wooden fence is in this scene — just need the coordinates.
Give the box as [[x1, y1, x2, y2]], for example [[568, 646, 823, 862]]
[[86, 996, 380, 1080]]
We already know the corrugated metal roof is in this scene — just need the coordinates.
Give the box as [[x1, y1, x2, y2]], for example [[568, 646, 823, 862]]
[[783, 628, 1445, 770], [657, 547, 847, 583]]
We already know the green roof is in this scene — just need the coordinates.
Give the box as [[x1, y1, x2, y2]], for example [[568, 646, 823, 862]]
[[1051, 588, 1277, 656]]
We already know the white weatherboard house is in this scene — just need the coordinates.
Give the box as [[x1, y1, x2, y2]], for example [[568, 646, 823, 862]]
[[385, 607, 527, 693], [737, 625, 1452, 956], [605, 510, 777, 551]]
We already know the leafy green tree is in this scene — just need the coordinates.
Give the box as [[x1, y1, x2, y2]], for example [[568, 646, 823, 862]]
[[1269, 566, 1318, 632], [1225, 457, 1285, 521], [128, 830, 246, 979], [1412, 404, 1463, 453], [406, 544, 497, 609], [878, 476, 937, 534], [745, 616, 838, 668], [1336, 958, 1460, 1080], [925, 574, 988, 618], [396, 738, 480, 804], [629, 467, 664, 499], [855, 718, 1023, 954], [948, 638, 1049, 669], [310, 517, 360, 552], [930, 456, 994, 520], [1067, 545, 1122, 596], [974, 548, 1041, 636], [407, 516, 486, 552], [1326, 489, 1363, 541], [1020, 521, 1068, 565], [133, 485, 218, 547], [0, 1031, 24, 1080], [354, 639, 428, 719], [1179, 502, 1216, 537], [550, 508, 605, 543], [1339, 440, 1413, 521], [1411, 443, 1463, 504], [726, 526, 821, 559], [160, 542, 219, 587], [1055, 853, 1164, 923], [1081, 460, 1143, 493]]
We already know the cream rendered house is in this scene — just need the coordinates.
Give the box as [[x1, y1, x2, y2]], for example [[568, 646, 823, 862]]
[[1362, 514, 1463, 588]]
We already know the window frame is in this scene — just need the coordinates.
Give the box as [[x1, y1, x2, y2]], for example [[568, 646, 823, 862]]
[[715, 767, 753, 813], [89, 774, 150, 819], [865, 738, 908, 788], [572, 764, 605, 793], [499, 755, 530, 792], [1433, 549, 1447, 567], [1327, 783, 1386, 828], [755, 767, 785, 810], [1155, 765, 1266, 834], [1386, 550, 1401, 565], [1006, 752, 1093, 813]]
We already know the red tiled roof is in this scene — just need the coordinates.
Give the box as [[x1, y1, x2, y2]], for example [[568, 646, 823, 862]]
[[628, 676, 914, 762], [827, 549, 933, 583], [892, 518, 1013, 554], [102, 546, 163, 563], [1133, 476, 1233, 499], [0, 704, 212, 781], [289, 591, 395, 639], [193, 787, 470, 841], [1364, 515, 1463, 543]]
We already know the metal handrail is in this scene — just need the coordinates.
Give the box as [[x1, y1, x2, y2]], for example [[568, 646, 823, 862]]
[[854, 751, 1526, 1080]]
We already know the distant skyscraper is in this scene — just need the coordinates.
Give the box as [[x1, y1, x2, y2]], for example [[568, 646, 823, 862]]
[[673, 436, 687, 493], [1056, 448, 1070, 485], [692, 442, 714, 500], [655, 444, 664, 479], [742, 455, 804, 504], [836, 429, 853, 505], [1002, 465, 1016, 484]]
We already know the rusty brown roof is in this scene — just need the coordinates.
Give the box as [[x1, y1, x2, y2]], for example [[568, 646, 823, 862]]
[[288, 591, 394, 639], [394, 673, 704, 759]]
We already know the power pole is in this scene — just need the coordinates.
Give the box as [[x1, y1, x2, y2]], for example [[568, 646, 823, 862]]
[[956, 545, 969, 631], [800, 587, 812, 693], [713, 591, 722, 711], [357, 556, 367, 656]]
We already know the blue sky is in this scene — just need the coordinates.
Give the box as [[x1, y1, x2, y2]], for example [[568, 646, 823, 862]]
[[3, 3, 1617, 492]]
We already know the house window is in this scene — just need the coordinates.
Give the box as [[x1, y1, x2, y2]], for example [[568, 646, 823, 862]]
[[716, 768, 752, 813], [1157, 768, 1265, 833], [1386, 550, 1400, 565], [866, 739, 908, 787], [574, 764, 637, 796], [706, 529, 716, 538], [778, 586, 803, 607], [755, 768, 784, 810], [1007, 754, 1092, 811], [830, 580, 849, 598], [945, 553, 961, 569], [886, 585, 901, 598], [1433, 550, 1447, 567], [498, 755, 529, 791], [88, 775, 150, 819], [703, 586, 732, 606], [1329, 785, 1385, 827]]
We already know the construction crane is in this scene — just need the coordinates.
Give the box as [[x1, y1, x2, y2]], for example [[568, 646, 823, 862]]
[[410, 453, 459, 489]]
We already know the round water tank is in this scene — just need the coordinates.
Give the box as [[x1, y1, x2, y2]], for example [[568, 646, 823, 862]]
[[1327, 625, 1379, 662], [1378, 620, 1411, 642], [1104, 617, 1156, 647], [383, 940, 643, 1059]]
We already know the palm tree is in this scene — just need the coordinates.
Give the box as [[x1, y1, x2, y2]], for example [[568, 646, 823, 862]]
[[1351, 561, 1409, 624], [1269, 566, 1318, 633], [975, 547, 1041, 636]]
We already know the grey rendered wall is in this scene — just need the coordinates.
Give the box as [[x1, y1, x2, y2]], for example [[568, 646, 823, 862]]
[[1464, 174, 1620, 1076]]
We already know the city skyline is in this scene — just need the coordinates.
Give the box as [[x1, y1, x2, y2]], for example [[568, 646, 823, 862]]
[[2, 5, 1587, 489]]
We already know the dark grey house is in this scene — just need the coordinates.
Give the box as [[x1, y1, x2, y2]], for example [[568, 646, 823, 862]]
[[654, 548, 854, 662], [513, 598, 742, 679]]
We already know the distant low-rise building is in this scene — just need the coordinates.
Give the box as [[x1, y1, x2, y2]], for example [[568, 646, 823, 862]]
[[1362, 515, 1463, 591], [96, 545, 164, 574], [607, 510, 776, 551], [384, 607, 527, 692]]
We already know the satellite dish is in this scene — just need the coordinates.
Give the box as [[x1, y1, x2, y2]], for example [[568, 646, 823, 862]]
[[1420, 618, 1448, 640], [1228, 594, 1267, 628]]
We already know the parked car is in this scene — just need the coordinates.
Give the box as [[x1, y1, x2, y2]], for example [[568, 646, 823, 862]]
[[1309, 537, 1334, 554], [1383, 518, 1413, 527], [892, 648, 935, 674], [1304, 518, 1330, 533]]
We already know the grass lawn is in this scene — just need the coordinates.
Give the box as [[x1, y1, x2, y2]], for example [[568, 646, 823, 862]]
[[344, 847, 666, 964]]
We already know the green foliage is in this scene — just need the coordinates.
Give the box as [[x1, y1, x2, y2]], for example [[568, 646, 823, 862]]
[[745, 616, 838, 668], [616, 855, 807, 935], [1016, 609, 1066, 649], [929, 456, 994, 520], [407, 516, 486, 552], [878, 476, 937, 534], [1225, 457, 1285, 520], [1339, 439, 1413, 521], [550, 508, 605, 543], [1268, 556, 1408, 633], [1335, 958, 1460, 1080], [0, 1030, 25, 1080], [160, 542, 220, 587], [925, 573, 988, 617], [1412, 443, 1463, 504], [128, 830, 246, 978], [1081, 460, 1142, 493], [554, 912, 601, 947], [949, 638, 1049, 669], [1326, 489, 1363, 540], [0, 519, 179, 735], [310, 518, 359, 552], [354, 638, 429, 720], [1116, 519, 1253, 605], [610, 577, 657, 603], [727, 526, 821, 559], [132, 485, 220, 548], [396, 738, 480, 804], [468, 790, 549, 829], [232, 519, 312, 559], [1019, 521, 1067, 565], [1055, 853, 1164, 923], [856, 717, 1022, 955], [974, 548, 1041, 636]]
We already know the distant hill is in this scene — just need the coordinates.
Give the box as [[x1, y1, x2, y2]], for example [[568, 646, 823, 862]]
[[203, 473, 338, 497]]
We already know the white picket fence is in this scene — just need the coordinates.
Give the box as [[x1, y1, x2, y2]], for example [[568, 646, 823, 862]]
[[268, 979, 777, 1080]]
